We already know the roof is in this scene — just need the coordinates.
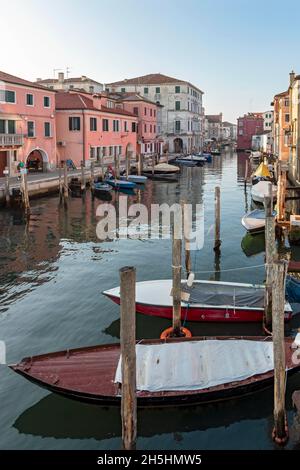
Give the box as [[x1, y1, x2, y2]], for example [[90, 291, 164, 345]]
[[206, 114, 222, 123], [37, 76, 103, 85], [108, 91, 161, 106], [222, 121, 236, 127], [107, 73, 203, 94], [0, 70, 54, 91], [274, 90, 289, 98], [55, 92, 136, 117]]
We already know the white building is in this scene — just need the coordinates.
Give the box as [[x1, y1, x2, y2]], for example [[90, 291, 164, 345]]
[[36, 73, 104, 94], [262, 110, 274, 132], [252, 131, 273, 153], [205, 114, 223, 141], [222, 121, 237, 141], [106, 73, 204, 153]]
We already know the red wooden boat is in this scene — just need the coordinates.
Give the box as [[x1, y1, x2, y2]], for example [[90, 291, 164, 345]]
[[103, 279, 293, 323], [9, 336, 300, 407]]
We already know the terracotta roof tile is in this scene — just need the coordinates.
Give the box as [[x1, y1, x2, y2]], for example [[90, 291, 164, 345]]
[[107, 73, 203, 94], [55, 92, 136, 117], [0, 70, 54, 91]]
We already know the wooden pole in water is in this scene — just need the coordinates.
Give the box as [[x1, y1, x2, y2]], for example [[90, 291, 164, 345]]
[[90, 160, 95, 197], [264, 182, 276, 326], [172, 206, 182, 336], [21, 170, 30, 217], [4, 167, 10, 207], [272, 259, 288, 445], [58, 164, 63, 202], [152, 154, 155, 175], [214, 186, 221, 252], [81, 161, 85, 193], [244, 158, 249, 188], [63, 161, 68, 200], [181, 200, 191, 278], [120, 266, 137, 451], [137, 154, 142, 176], [126, 151, 130, 180]]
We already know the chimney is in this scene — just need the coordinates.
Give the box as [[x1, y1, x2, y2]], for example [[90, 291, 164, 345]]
[[36, 78, 42, 82], [290, 70, 295, 85], [58, 72, 64, 83], [81, 75, 87, 81]]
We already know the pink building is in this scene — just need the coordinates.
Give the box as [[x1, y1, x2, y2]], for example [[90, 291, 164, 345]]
[[237, 113, 264, 150], [55, 91, 138, 167], [0, 71, 56, 176], [107, 92, 163, 155]]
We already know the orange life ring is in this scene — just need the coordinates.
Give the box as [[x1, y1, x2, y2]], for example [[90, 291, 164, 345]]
[[160, 327, 192, 340]]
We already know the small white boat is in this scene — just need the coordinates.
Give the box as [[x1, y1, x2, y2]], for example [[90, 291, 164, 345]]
[[241, 209, 276, 234], [120, 175, 148, 184], [251, 181, 277, 204]]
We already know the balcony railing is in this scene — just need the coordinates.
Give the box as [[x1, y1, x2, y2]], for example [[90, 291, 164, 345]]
[[0, 134, 24, 146]]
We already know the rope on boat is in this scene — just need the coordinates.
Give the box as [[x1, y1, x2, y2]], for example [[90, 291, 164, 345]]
[[186, 263, 265, 274]]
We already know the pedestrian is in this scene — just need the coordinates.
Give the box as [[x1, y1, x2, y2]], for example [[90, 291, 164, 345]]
[[17, 161, 25, 181]]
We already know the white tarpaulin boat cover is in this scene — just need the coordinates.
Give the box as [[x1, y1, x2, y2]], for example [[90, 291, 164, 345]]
[[115, 340, 274, 392]]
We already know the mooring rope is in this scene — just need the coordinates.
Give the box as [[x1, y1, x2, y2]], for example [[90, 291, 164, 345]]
[[185, 263, 265, 274]]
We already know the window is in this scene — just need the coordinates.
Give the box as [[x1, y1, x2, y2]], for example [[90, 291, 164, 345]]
[[150, 124, 152, 133], [44, 122, 51, 137], [144, 107, 147, 115], [132, 122, 137, 132], [13, 150, 17, 162], [89, 86, 94, 93], [175, 86, 180, 94], [69, 85, 74, 90], [90, 147, 96, 159], [102, 147, 107, 157], [0, 90, 16, 103], [90, 117, 97, 131], [285, 114, 290, 123], [175, 101, 181, 111], [155, 87, 160, 94], [118, 146, 122, 155], [188, 120, 190, 131], [113, 120, 119, 132], [144, 124, 147, 133], [150, 108, 152, 117], [109, 146, 113, 156], [239, 129, 243, 135], [44, 96, 50, 108], [175, 120, 181, 132], [26, 94, 34, 106], [284, 99, 289, 107], [102, 119, 109, 131], [188, 102, 190, 111], [27, 121, 35, 137], [124, 121, 128, 132], [144, 87, 149, 94], [150, 143, 153, 152], [96, 147, 101, 160], [0, 120, 4, 133], [8, 120, 15, 134], [69, 117, 81, 131], [154, 125, 156, 133], [133, 107, 139, 115], [121, 88, 126, 93], [154, 109, 156, 117]]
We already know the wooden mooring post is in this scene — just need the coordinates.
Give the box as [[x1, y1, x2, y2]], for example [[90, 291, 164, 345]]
[[181, 200, 192, 278], [272, 259, 288, 445], [20, 169, 30, 217], [172, 206, 182, 336], [63, 161, 69, 200], [264, 182, 276, 327], [90, 160, 95, 191], [244, 159, 249, 188], [4, 166, 10, 207], [138, 154, 143, 176], [58, 164, 63, 202], [126, 152, 130, 180], [81, 162, 86, 193], [214, 186, 221, 252], [152, 154, 155, 175], [120, 266, 137, 450]]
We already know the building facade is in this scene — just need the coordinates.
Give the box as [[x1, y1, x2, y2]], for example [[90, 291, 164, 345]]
[[272, 90, 290, 161], [222, 121, 237, 141], [205, 114, 223, 141], [55, 91, 138, 168], [106, 73, 204, 154], [237, 113, 264, 150], [37, 73, 104, 94], [288, 72, 300, 183], [107, 92, 163, 155], [0, 71, 56, 176], [251, 132, 273, 153], [262, 110, 274, 132]]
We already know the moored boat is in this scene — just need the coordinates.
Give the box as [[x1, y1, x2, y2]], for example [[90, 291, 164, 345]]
[[251, 181, 277, 204], [103, 279, 292, 322], [142, 162, 180, 175], [105, 179, 137, 190], [241, 209, 276, 234], [9, 336, 300, 407], [120, 175, 148, 184]]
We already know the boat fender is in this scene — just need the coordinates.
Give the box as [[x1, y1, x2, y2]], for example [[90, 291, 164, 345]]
[[160, 327, 192, 340], [187, 272, 195, 287]]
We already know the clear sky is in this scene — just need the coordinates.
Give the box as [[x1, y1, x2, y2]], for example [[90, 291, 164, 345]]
[[1, 0, 299, 122]]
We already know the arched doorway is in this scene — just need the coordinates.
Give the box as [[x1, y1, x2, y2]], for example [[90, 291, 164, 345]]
[[174, 138, 183, 153], [26, 149, 49, 172]]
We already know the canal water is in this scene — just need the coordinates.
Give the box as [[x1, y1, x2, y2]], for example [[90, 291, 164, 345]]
[[1, 150, 300, 450]]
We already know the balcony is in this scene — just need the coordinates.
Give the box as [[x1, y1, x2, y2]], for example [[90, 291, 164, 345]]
[[0, 134, 24, 147]]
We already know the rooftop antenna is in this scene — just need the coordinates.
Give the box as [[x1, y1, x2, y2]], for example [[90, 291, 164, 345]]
[[53, 68, 62, 79], [66, 67, 71, 79]]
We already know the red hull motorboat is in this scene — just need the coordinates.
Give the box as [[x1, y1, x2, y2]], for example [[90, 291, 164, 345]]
[[103, 279, 293, 323], [9, 336, 300, 407]]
